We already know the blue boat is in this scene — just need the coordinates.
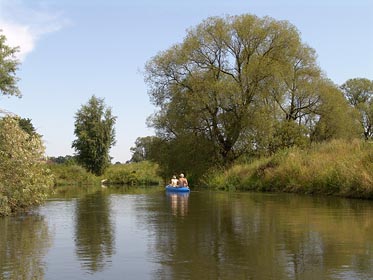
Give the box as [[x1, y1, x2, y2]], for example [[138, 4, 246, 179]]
[[165, 185, 190, 192]]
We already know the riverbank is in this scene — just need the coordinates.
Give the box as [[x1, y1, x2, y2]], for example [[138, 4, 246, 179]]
[[206, 139, 373, 199], [49, 160, 162, 187]]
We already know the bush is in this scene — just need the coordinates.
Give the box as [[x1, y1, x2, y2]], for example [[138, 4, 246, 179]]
[[104, 161, 162, 186], [48, 163, 99, 186], [0, 117, 54, 215]]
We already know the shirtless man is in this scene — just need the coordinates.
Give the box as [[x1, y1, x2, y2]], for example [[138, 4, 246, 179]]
[[178, 173, 188, 187]]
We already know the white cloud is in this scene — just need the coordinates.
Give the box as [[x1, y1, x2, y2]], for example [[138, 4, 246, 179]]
[[0, 0, 69, 61], [0, 21, 34, 61]]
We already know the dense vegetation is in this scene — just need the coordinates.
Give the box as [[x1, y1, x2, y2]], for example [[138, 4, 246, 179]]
[[103, 161, 162, 185], [205, 139, 373, 198], [0, 32, 54, 216], [140, 14, 372, 187], [49, 160, 161, 187], [0, 117, 53, 215], [48, 163, 98, 186]]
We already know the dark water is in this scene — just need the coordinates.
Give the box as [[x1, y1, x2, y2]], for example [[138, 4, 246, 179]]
[[1, 186, 373, 280]]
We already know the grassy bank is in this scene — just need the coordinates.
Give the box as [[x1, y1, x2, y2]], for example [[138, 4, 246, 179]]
[[48, 164, 99, 186], [49, 160, 162, 186], [103, 161, 162, 185], [206, 139, 373, 199]]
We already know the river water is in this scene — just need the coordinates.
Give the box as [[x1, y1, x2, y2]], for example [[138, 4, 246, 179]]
[[1, 186, 373, 279]]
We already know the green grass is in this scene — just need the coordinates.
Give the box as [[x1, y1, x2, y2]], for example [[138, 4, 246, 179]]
[[206, 139, 373, 199], [49, 160, 163, 187], [48, 164, 99, 186], [103, 161, 162, 186]]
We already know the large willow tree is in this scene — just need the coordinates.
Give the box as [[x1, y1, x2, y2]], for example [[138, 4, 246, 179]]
[[145, 15, 329, 164]]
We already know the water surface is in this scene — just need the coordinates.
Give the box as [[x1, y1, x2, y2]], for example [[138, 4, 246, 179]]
[[1, 186, 373, 279]]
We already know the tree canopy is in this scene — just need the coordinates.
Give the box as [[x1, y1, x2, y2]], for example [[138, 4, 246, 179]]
[[72, 95, 117, 176], [145, 14, 359, 180], [0, 31, 21, 98], [341, 78, 373, 140]]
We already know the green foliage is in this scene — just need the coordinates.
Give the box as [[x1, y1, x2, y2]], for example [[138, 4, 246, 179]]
[[341, 78, 373, 140], [16, 117, 40, 137], [48, 155, 77, 165], [48, 163, 99, 186], [206, 139, 373, 199], [0, 117, 54, 215], [72, 95, 117, 176], [130, 136, 158, 162], [145, 14, 355, 181], [103, 161, 162, 185], [145, 14, 322, 165], [0, 32, 21, 98], [269, 121, 309, 153], [141, 134, 218, 183], [341, 78, 373, 106], [312, 83, 362, 141]]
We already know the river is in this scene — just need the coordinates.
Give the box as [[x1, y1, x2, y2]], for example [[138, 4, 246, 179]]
[[1, 186, 373, 279]]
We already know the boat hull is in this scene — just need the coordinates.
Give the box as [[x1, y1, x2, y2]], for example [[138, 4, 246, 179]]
[[165, 185, 190, 192]]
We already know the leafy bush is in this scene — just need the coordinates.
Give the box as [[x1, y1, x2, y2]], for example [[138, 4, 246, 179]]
[[48, 163, 99, 186], [0, 117, 54, 215]]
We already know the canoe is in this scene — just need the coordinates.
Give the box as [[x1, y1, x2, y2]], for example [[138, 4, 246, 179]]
[[165, 185, 190, 192]]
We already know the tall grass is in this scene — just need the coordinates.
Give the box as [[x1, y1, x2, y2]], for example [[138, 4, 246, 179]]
[[49, 161, 163, 187], [206, 139, 373, 199], [48, 164, 99, 186], [103, 161, 162, 186]]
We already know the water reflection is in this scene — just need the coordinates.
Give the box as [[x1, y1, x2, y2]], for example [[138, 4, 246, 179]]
[[167, 192, 189, 217], [0, 214, 51, 280], [2, 188, 373, 279], [150, 192, 373, 279], [74, 190, 115, 272]]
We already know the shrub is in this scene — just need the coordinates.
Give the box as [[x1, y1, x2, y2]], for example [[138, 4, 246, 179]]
[[0, 117, 54, 215], [104, 161, 162, 186]]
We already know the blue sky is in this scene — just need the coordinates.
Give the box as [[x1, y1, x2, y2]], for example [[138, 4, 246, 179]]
[[0, 0, 372, 163]]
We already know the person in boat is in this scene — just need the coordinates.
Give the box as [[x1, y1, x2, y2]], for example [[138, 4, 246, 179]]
[[178, 173, 188, 188], [170, 175, 178, 187]]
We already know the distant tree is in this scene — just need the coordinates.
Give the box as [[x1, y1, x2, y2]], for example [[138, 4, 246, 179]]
[[312, 82, 362, 141], [0, 116, 53, 215], [0, 31, 21, 98], [48, 155, 76, 165], [15, 117, 41, 137], [130, 136, 158, 162], [340, 78, 373, 140], [72, 95, 116, 176]]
